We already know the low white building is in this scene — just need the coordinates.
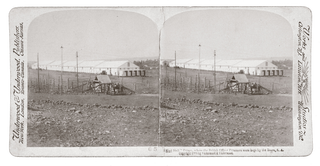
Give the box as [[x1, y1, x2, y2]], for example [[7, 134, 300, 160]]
[[231, 60, 278, 75], [169, 59, 192, 68], [215, 60, 242, 72], [31, 61, 54, 70], [77, 61, 104, 73], [185, 59, 206, 69], [46, 61, 67, 71], [62, 61, 84, 72], [168, 58, 282, 76], [93, 61, 142, 76], [200, 59, 222, 71]]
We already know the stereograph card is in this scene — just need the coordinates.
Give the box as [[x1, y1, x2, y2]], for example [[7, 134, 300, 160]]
[[9, 6, 312, 156]]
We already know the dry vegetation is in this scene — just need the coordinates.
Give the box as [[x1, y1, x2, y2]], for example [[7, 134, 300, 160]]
[[159, 66, 293, 146], [28, 68, 159, 94], [27, 92, 159, 147], [27, 68, 159, 147], [160, 93, 292, 146], [27, 66, 293, 147], [161, 67, 292, 94]]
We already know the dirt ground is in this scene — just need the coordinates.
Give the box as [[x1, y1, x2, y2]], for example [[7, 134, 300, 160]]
[[27, 67, 293, 147], [27, 92, 159, 147], [160, 92, 293, 146], [27, 91, 292, 147]]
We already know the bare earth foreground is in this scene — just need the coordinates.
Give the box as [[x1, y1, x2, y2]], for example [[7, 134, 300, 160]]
[[27, 92, 292, 147], [27, 92, 159, 147], [160, 92, 293, 146]]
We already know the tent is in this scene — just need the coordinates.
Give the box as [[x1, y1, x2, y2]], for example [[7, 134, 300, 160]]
[[231, 74, 249, 83], [226, 74, 249, 93], [97, 75, 112, 84]]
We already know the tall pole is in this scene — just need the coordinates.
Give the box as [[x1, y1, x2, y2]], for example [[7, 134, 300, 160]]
[[174, 51, 176, 91], [60, 46, 63, 95], [198, 44, 201, 94], [214, 50, 216, 94], [258, 75, 261, 92], [165, 60, 167, 85], [76, 51, 79, 94], [37, 53, 40, 93]]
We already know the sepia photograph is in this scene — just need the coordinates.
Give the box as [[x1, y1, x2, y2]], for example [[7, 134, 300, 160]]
[[159, 9, 293, 147], [9, 6, 312, 156], [26, 9, 160, 147]]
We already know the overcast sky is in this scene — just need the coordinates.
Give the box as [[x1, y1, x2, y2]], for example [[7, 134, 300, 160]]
[[28, 9, 159, 61], [28, 9, 293, 62], [160, 9, 293, 60]]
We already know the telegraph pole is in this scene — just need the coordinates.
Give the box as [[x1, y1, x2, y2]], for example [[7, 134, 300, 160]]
[[165, 59, 168, 86], [76, 51, 79, 94], [214, 50, 216, 94], [174, 51, 177, 91], [60, 46, 63, 95], [37, 53, 40, 93], [198, 44, 201, 94]]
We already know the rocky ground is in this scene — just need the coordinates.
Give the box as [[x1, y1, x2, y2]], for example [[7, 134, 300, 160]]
[[27, 99, 159, 147], [160, 96, 293, 146], [27, 92, 293, 147]]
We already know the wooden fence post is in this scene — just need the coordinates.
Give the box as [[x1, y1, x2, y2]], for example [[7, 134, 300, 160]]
[[82, 83, 84, 93], [204, 77, 206, 88], [195, 75, 197, 90], [48, 79, 50, 92], [39, 78, 41, 92], [182, 77, 184, 90], [58, 76, 60, 91]]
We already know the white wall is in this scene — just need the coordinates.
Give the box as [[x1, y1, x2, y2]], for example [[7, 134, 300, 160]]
[[63, 66, 77, 72], [200, 64, 213, 71]]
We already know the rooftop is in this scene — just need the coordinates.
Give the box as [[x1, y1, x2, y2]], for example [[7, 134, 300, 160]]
[[95, 61, 130, 68], [63, 61, 85, 67], [78, 61, 105, 67], [232, 60, 267, 67], [216, 60, 242, 66]]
